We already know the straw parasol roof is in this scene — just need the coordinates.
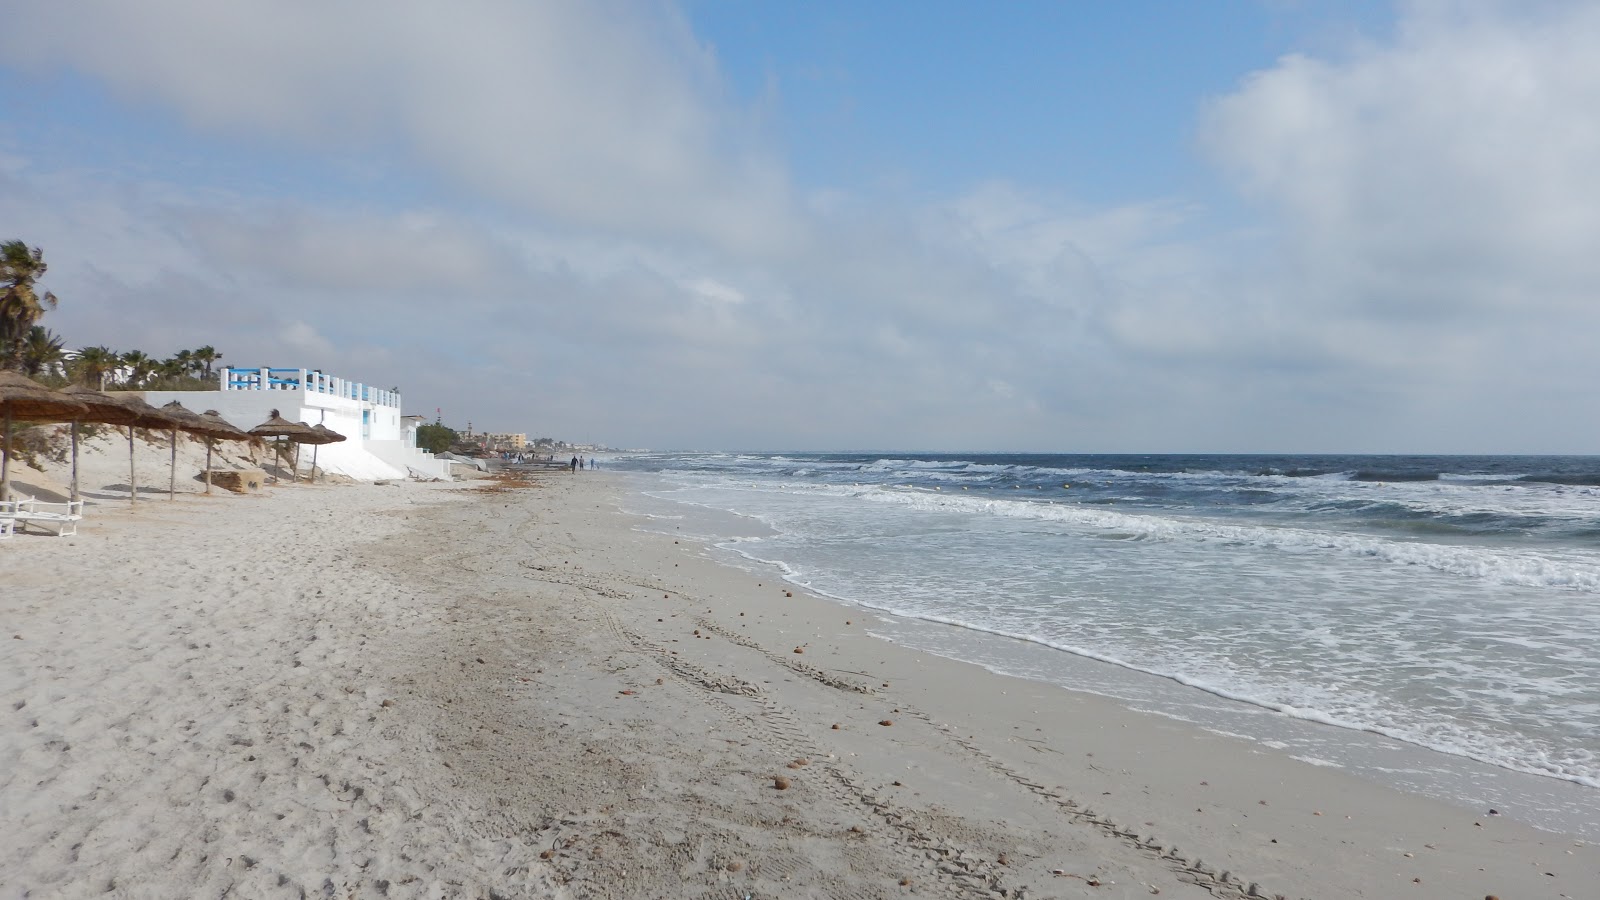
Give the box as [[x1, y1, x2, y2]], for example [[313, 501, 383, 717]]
[[0, 371, 90, 421], [307, 423, 348, 444], [197, 409, 253, 442], [100, 392, 179, 429], [159, 400, 214, 435], [248, 411, 319, 442], [57, 384, 140, 426]]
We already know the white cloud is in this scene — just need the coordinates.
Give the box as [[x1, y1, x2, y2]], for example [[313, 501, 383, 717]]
[[686, 278, 746, 306], [279, 321, 336, 358], [0, 0, 798, 253], [1184, 0, 1600, 449], [5, 2, 1600, 452], [1202, 0, 1600, 320]]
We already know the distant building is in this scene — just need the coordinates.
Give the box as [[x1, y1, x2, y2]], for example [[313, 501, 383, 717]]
[[483, 432, 527, 450]]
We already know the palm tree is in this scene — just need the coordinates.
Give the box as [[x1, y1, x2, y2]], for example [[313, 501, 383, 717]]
[[72, 345, 121, 390], [19, 326, 66, 378], [170, 348, 196, 378], [193, 345, 221, 379], [0, 240, 58, 370], [120, 349, 154, 388], [150, 357, 187, 385]]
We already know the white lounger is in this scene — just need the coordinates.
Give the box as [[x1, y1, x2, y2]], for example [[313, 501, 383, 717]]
[[0, 496, 85, 537]]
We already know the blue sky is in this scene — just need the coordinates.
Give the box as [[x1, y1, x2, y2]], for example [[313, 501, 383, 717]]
[[690, 0, 1387, 200], [2, 1, 1597, 452]]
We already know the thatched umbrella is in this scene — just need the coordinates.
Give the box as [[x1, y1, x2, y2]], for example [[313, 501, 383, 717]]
[[56, 384, 141, 502], [101, 393, 178, 504], [194, 409, 254, 495], [305, 423, 347, 483], [0, 371, 89, 502], [248, 410, 319, 483], [159, 401, 217, 500]]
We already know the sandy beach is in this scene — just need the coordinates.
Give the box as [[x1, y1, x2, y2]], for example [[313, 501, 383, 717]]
[[3, 465, 1594, 899]]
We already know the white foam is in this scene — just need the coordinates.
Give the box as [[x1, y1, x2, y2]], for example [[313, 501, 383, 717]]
[[845, 486, 1600, 593]]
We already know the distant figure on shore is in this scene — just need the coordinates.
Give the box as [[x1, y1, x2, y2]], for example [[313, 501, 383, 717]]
[[569, 456, 578, 473]]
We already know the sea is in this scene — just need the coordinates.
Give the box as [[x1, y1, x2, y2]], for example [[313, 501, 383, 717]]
[[600, 452, 1600, 838]]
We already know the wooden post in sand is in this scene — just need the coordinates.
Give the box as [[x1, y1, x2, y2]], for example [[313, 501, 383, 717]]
[[1, 406, 11, 503], [127, 425, 139, 503], [70, 420, 80, 501]]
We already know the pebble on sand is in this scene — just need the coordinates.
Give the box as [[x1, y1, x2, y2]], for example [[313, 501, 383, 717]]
[[773, 775, 791, 790], [879, 719, 894, 726]]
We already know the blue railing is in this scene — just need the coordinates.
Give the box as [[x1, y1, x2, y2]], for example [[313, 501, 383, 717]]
[[221, 367, 400, 408]]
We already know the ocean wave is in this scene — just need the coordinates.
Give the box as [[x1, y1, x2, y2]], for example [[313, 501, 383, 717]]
[[1517, 473, 1600, 486], [851, 487, 1600, 592], [1351, 470, 1442, 482]]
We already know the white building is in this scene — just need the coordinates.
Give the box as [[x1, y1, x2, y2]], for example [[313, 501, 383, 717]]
[[144, 366, 453, 481]]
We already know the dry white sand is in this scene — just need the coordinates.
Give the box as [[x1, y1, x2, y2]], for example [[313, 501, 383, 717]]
[[3, 462, 1594, 899]]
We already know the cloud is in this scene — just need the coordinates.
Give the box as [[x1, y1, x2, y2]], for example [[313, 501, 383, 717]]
[[0, 0, 797, 253], [1184, 0, 1600, 449], [1202, 0, 1600, 322], [5, 2, 1600, 452]]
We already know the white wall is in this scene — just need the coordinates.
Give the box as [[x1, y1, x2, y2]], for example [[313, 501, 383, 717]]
[[141, 390, 412, 482]]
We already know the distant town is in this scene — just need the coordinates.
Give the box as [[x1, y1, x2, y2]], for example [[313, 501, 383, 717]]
[[432, 423, 622, 456]]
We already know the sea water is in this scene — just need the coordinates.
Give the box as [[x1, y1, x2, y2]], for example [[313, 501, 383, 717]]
[[604, 453, 1600, 837]]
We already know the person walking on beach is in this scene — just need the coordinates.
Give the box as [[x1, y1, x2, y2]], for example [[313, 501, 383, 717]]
[[570, 456, 578, 473]]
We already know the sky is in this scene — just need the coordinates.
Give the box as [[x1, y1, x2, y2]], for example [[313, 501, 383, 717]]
[[2, 0, 1597, 453]]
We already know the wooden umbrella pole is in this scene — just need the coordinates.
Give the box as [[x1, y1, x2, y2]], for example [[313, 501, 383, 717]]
[[311, 443, 320, 483], [1, 405, 12, 503], [127, 424, 138, 503], [293, 441, 302, 483], [169, 427, 178, 500], [204, 439, 214, 495], [71, 420, 81, 501]]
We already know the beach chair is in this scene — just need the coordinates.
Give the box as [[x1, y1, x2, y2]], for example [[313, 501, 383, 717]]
[[0, 514, 13, 540], [2, 495, 85, 537]]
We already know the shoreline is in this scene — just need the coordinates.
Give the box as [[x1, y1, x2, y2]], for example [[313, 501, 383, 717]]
[[4, 470, 1594, 898], [596, 473, 1596, 898], [617, 468, 1600, 839]]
